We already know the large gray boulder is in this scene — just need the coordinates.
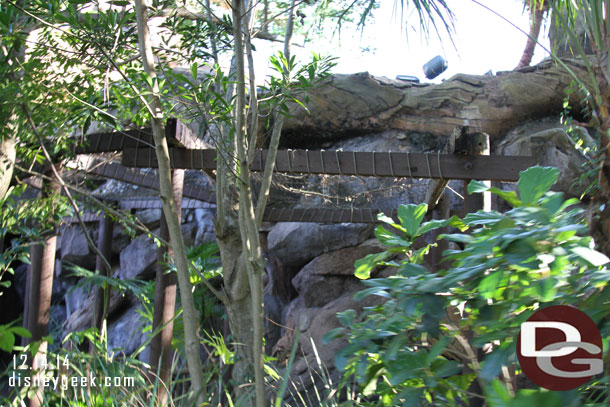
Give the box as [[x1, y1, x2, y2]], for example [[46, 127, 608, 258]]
[[107, 303, 147, 356], [59, 225, 95, 270], [496, 120, 594, 197], [292, 246, 382, 308], [194, 208, 216, 246], [267, 222, 373, 267], [119, 233, 159, 280]]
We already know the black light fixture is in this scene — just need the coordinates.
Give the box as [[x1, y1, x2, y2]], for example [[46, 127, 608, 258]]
[[423, 55, 448, 79]]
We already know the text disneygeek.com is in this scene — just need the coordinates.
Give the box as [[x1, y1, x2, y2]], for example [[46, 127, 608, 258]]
[[9, 373, 136, 390]]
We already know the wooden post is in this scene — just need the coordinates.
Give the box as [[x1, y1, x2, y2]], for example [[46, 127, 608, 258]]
[[24, 165, 60, 407], [461, 132, 491, 215], [149, 169, 184, 403], [92, 210, 114, 341], [428, 193, 451, 272]]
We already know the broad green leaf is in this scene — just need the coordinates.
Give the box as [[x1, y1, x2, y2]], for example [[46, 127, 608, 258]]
[[439, 233, 474, 244], [418, 215, 467, 235], [397, 203, 428, 238], [467, 180, 490, 194], [354, 251, 389, 279], [336, 309, 356, 326], [512, 389, 563, 407], [491, 189, 522, 207], [395, 387, 425, 407], [375, 225, 411, 247], [431, 359, 461, 378], [9, 327, 31, 338], [427, 336, 451, 362], [484, 379, 512, 407], [398, 262, 429, 277], [468, 181, 523, 207], [478, 271, 503, 299], [518, 167, 559, 204], [504, 239, 538, 266], [534, 277, 557, 302], [0, 329, 14, 353], [464, 211, 505, 226], [570, 246, 609, 266], [480, 344, 513, 382], [190, 62, 198, 81]]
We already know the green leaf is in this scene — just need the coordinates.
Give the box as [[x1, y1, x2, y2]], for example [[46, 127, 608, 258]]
[[0, 329, 14, 352], [570, 246, 610, 266], [468, 181, 523, 207], [336, 309, 356, 326], [375, 225, 411, 247], [467, 180, 490, 194], [418, 215, 467, 235], [354, 251, 389, 279], [397, 203, 428, 238], [440, 233, 474, 244], [377, 212, 406, 233], [518, 167, 559, 204], [512, 388, 563, 407], [504, 239, 538, 266], [464, 211, 505, 226], [484, 379, 512, 407], [534, 277, 557, 302], [10, 327, 31, 338], [480, 344, 513, 382], [478, 271, 503, 299]]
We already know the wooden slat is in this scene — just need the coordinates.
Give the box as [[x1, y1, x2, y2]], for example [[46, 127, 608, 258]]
[[84, 161, 216, 203], [122, 148, 535, 182], [261, 207, 398, 223], [64, 206, 398, 224], [118, 198, 213, 210], [62, 199, 214, 224], [76, 128, 155, 154]]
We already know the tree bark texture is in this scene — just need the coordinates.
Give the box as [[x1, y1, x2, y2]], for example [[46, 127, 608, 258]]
[[0, 137, 16, 200], [134, 0, 205, 403], [231, 1, 267, 406], [278, 59, 591, 146], [516, 2, 546, 69]]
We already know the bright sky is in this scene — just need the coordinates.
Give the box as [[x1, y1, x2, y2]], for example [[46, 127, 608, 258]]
[[252, 0, 551, 83]]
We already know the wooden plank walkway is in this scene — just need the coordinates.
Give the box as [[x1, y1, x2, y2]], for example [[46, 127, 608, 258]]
[[121, 147, 535, 182]]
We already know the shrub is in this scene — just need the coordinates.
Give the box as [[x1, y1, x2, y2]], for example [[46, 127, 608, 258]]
[[326, 167, 610, 406]]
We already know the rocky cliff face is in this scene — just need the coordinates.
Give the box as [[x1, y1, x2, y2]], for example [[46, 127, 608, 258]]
[[6, 62, 594, 403]]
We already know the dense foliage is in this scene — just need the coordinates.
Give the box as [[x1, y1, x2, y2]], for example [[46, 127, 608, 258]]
[[327, 167, 610, 406]]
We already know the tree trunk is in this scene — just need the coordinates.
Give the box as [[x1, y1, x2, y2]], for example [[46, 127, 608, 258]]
[[515, 2, 546, 69], [0, 137, 16, 200], [230, 2, 266, 406], [134, 0, 205, 403], [149, 169, 183, 405], [278, 59, 591, 145]]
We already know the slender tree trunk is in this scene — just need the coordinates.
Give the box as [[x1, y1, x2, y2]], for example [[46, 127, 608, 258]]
[[231, 2, 266, 407], [283, 0, 296, 61], [216, 2, 296, 405], [149, 169, 183, 406], [134, 0, 205, 403], [516, 2, 546, 69], [0, 137, 16, 200]]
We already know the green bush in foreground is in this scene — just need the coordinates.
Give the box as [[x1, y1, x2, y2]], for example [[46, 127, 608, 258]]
[[326, 167, 610, 406]]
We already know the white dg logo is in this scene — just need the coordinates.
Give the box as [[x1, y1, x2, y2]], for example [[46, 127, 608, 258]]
[[520, 321, 603, 378]]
